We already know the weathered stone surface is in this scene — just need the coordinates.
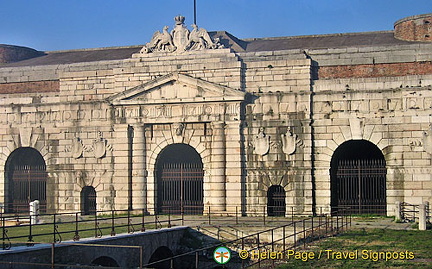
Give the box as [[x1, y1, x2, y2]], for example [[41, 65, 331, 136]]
[[0, 14, 431, 217]]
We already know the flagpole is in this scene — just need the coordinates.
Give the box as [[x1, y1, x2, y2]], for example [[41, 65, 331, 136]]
[[194, 0, 197, 25]]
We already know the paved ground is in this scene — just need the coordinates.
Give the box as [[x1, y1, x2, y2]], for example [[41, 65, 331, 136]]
[[350, 217, 415, 230]]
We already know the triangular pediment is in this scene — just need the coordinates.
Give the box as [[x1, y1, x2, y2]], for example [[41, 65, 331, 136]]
[[108, 72, 245, 105]]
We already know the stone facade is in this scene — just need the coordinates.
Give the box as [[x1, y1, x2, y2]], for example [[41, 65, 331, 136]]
[[1, 14, 432, 216]]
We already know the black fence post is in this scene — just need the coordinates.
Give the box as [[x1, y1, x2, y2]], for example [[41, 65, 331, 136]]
[[111, 210, 116, 236], [303, 219, 306, 249], [141, 209, 146, 232], [53, 214, 57, 243], [257, 233, 261, 267], [336, 214, 339, 232], [73, 213, 80, 241], [283, 226, 286, 251], [241, 237, 245, 268], [95, 213, 98, 238], [28, 213, 33, 245], [2, 216, 5, 250], [271, 228, 275, 267], [128, 210, 132, 233], [292, 206, 294, 223], [236, 206, 238, 225], [208, 206, 211, 225], [311, 216, 314, 239], [51, 242, 55, 269]]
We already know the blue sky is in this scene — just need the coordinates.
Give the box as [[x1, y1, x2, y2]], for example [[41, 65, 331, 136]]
[[1, 0, 431, 51]]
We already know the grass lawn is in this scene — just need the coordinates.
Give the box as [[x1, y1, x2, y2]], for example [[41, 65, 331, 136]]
[[275, 228, 432, 269], [1, 215, 163, 247]]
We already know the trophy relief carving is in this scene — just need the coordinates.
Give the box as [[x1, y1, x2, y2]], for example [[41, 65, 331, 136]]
[[71, 137, 84, 159], [281, 127, 297, 155], [93, 131, 107, 159], [253, 127, 270, 156]]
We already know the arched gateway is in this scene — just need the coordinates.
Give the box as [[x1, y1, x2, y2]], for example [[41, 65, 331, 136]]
[[156, 143, 204, 214], [330, 140, 387, 215], [4, 147, 47, 213]]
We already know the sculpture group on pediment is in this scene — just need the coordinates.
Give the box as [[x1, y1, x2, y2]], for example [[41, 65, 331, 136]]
[[141, 15, 224, 53]]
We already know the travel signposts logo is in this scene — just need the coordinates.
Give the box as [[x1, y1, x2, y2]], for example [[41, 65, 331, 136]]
[[214, 246, 231, 265]]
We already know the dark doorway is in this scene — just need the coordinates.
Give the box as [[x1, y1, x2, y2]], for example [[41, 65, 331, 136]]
[[4, 147, 47, 213], [148, 246, 174, 269], [267, 185, 286, 216], [156, 143, 204, 215], [330, 140, 386, 215], [81, 186, 96, 215]]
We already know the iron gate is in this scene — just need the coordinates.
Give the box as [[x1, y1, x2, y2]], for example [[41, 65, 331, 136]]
[[335, 159, 386, 215], [157, 163, 204, 214], [10, 165, 47, 213], [267, 185, 286, 216]]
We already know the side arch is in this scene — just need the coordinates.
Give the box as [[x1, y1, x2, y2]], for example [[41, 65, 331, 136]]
[[330, 140, 387, 215], [81, 186, 97, 215], [267, 185, 286, 216], [4, 147, 47, 213]]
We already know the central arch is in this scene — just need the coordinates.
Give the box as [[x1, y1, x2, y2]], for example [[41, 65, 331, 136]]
[[155, 143, 204, 214], [4, 147, 47, 213], [330, 140, 387, 215]]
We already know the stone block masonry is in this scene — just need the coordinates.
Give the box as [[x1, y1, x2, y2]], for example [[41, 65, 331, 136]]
[[0, 13, 431, 217]]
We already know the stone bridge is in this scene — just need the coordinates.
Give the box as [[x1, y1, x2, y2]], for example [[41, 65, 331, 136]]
[[0, 226, 202, 268]]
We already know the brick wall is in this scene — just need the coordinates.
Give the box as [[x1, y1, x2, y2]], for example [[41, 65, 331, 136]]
[[394, 13, 432, 42], [0, 80, 59, 94], [319, 61, 432, 79]]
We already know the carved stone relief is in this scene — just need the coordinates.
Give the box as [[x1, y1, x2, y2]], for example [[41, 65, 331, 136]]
[[172, 122, 185, 136], [66, 132, 112, 159], [422, 124, 432, 155], [349, 117, 364, 140], [280, 127, 297, 155], [93, 132, 107, 159], [253, 127, 270, 156], [71, 137, 84, 159]]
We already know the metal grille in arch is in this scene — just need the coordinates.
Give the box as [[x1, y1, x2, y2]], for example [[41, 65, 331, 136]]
[[335, 159, 386, 215], [158, 163, 204, 214]]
